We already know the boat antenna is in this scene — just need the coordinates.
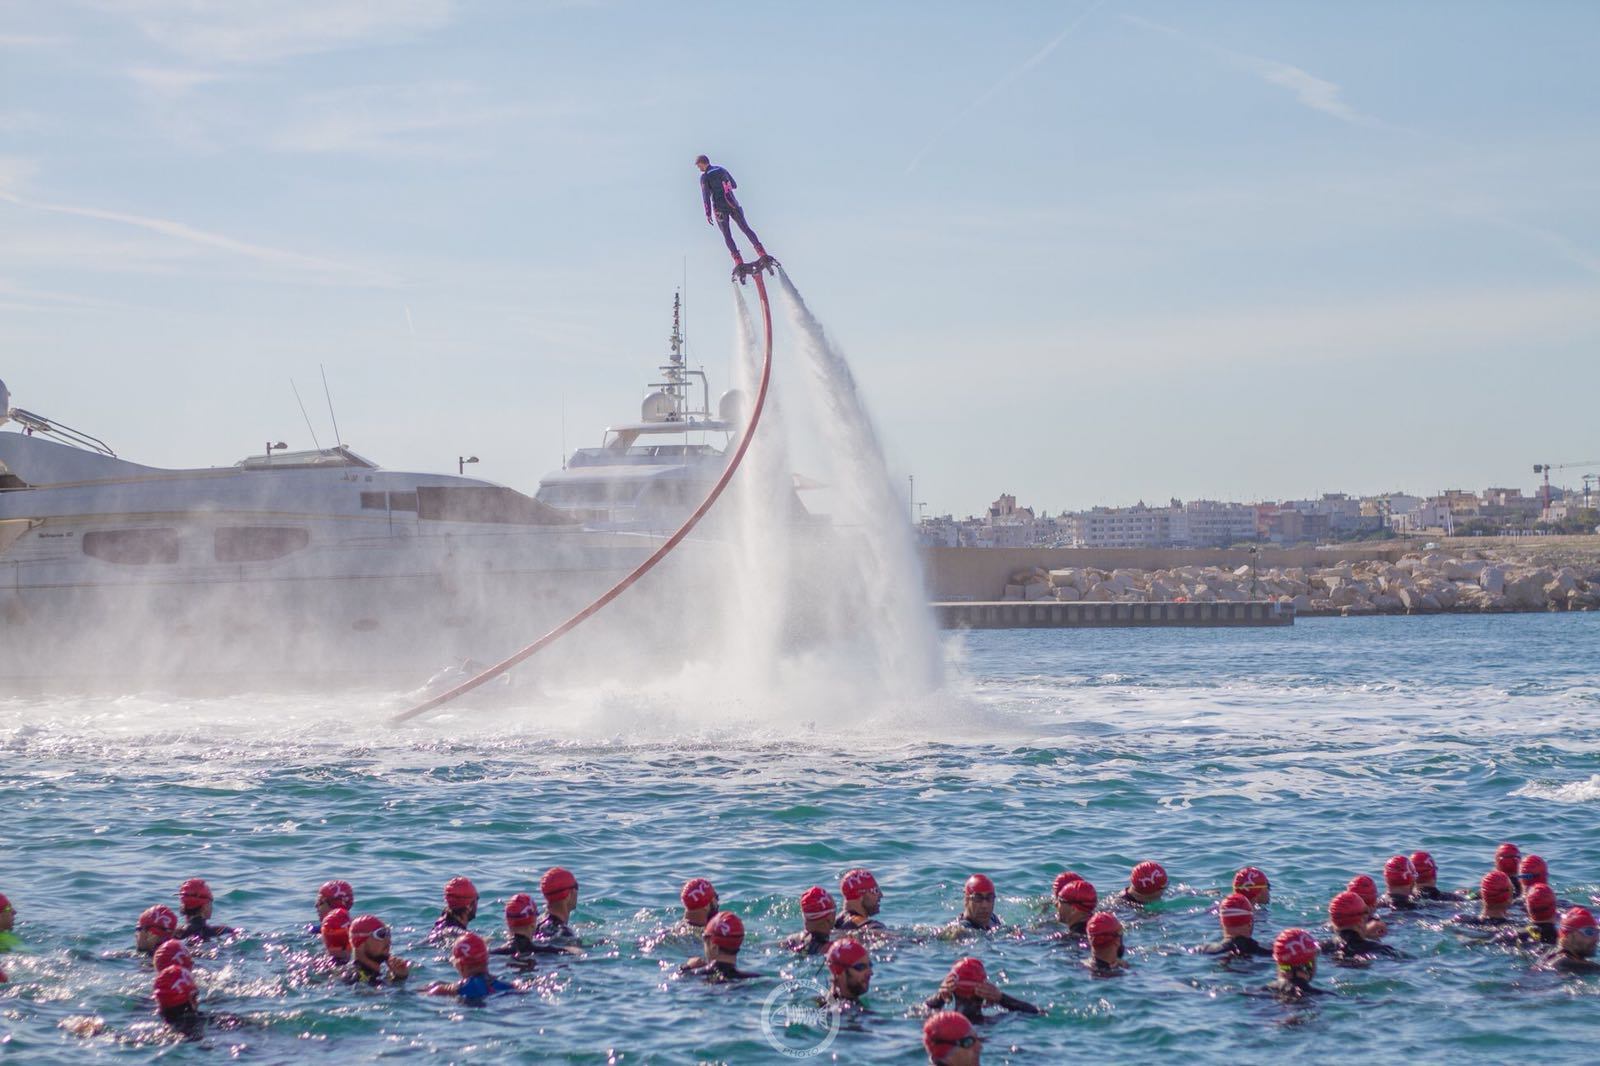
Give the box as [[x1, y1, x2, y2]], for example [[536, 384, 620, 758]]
[[290, 379, 322, 450], [320, 364, 344, 448]]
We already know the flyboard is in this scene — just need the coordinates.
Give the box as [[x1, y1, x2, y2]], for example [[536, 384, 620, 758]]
[[391, 257, 779, 724]]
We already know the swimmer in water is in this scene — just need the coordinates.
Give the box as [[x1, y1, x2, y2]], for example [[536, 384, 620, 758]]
[[1517, 854, 1551, 895], [176, 879, 232, 942], [836, 869, 886, 932], [1344, 876, 1389, 940], [536, 867, 581, 943], [153, 964, 203, 1039], [135, 906, 180, 956], [432, 876, 478, 941], [320, 907, 352, 965], [0, 893, 17, 953], [925, 956, 1042, 1020], [955, 874, 1003, 931], [490, 893, 575, 966], [1449, 871, 1519, 929], [1497, 883, 1560, 947], [693, 912, 761, 982], [1198, 893, 1273, 958], [787, 886, 837, 955], [1050, 878, 1096, 939], [1379, 856, 1420, 910], [1050, 871, 1084, 902], [1085, 912, 1130, 974], [822, 937, 872, 1007], [425, 933, 517, 998], [1494, 843, 1524, 899], [310, 880, 354, 935], [923, 1010, 983, 1065], [1266, 928, 1327, 1000], [345, 914, 411, 986], [1534, 907, 1600, 974], [1118, 861, 1168, 907], [1409, 851, 1465, 902], [679, 878, 718, 932], [1232, 867, 1270, 907], [1323, 891, 1398, 959], [153, 939, 193, 973]]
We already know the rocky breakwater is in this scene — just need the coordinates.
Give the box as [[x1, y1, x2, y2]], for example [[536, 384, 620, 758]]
[[999, 551, 1600, 616]]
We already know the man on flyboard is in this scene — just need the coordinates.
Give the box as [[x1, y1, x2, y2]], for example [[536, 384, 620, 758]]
[[696, 154, 778, 283]]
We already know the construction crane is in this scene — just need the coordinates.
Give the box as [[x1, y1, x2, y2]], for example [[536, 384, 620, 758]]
[[1532, 460, 1600, 514]]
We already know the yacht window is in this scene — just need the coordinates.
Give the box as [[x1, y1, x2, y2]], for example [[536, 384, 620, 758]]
[[388, 491, 418, 512], [360, 492, 387, 509], [82, 529, 180, 565], [214, 526, 310, 563], [417, 485, 576, 525]]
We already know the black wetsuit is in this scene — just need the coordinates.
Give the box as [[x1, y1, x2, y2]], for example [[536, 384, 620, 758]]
[[180, 917, 231, 942], [1537, 950, 1600, 973], [699, 164, 766, 261], [1198, 934, 1273, 958], [343, 959, 402, 987], [927, 991, 1041, 1023], [1264, 978, 1329, 1000], [819, 989, 867, 1011], [955, 914, 1004, 931], [788, 931, 831, 956], [159, 1003, 205, 1039], [490, 933, 569, 960], [834, 913, 886, 933], [1496, 922, 1559, 947], [535, 914, 578, 943], [1417, 886, 1467, 903], [1379, 894, 1421, 911], [702, 959, 760, 982], [1049, 919, 1089, 942], [430, 911, 471, 941], [1086, 957, 1129, 976], [1115, 888, 1155, 908], [1448, 914, 1517, 930], [1321, 928, 1398, 959]]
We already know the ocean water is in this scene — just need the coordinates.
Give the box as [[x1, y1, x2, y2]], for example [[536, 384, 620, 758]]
[[2, 612, 1598, 1063]]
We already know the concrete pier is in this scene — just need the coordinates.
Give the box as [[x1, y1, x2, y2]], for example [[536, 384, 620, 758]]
[[934, 600, 1293, 629]]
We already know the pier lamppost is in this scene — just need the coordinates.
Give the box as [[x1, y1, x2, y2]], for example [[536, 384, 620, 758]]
[[265, 441, 287, 464], [1249, 543, 1260, 599], [458, 455, 479, 476]]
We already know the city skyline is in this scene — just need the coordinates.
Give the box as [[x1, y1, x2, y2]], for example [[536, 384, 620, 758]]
[[2, 2, 1597, 515]]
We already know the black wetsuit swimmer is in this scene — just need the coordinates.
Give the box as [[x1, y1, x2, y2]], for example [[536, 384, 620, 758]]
[[787, 931, 831, 956], [1049, 919, 1089, 942], [1496, 922, 1559, 948], [955, 915, 1004, 932], [926, 991, 1042, 1023], [490, 933, 570, 960], [535, 913, 578, 943], [1263, 977, 1329, 1000], [1086, 957, 1129, 976], [835, 913, 886, 933], [700, 959, 761, 983], [343, 959, 398, 987], [1448, 914, 1518, 931], [431, 911, 471, 941], [1536, 949, 1600, 973], [158, 1003, 205, 1040], [1199, 934, 1273, 958], [1379, 894, 1422, 911], [1321, 928, 1399, 960], [179, 916, 232, 942], [1417, 886, 1467, 903]]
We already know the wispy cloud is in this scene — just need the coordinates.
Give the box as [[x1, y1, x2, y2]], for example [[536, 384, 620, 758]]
[[1122, 13, 1382, 128], [269, 82, 525, 159], [0, 187, 393, 285], [907, 0, 1109, 175], [126, 65, 224, 98], [96, 0, 455, 64]]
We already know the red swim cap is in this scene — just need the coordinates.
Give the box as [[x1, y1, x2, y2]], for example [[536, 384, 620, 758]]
[[1346, 875, 1378, 910], [138, 905, 179, 935], [800, 886, 836, 920], [153, 940, 194, 971], [1410, 851, 1438, 883], [178, 879, 212, 909], [153, 965, 197, 1008], [1273, 927, 1319, 968], [680, 878, 716, 910], [949, 956, 987, 996], [1086, 911, 1123, 947], [1384, 855, 1416, 888], [540, 867, 577, 901], [1130, 861, 1167, 894], [964, 874, 994, 896], [1056, 878, 1097, 910], [1219, 893, 1255, 931], [705, 911, 744, 951], [444, 876, 478, 909], [1480, 870, 1513, 904], [1517, 854, 1548, 884], [923, 1010, 976, 1060], [504, 893, 538, 925], [1524, 883, 1558, 922], [1052, 871, 1083, 898], [318, 880, 355, 911], [451, 932, 489, 967], [0, 893, 10, 912], [1560, 906, 1598, 935], [825, 936, 869, 974], [1494, 843, 1520, 877], [320, 907, 351, 952], [1329, 891, 1368, 928], [349, 914, 389, 950], [1232, 867, 1269, 901], [840, 869, 879, 901]]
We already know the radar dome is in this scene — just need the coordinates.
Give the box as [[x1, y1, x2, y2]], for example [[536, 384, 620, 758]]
[[717, 389, 746, 423], [0, 378, 9, 427], [640, 390, 673, 423]]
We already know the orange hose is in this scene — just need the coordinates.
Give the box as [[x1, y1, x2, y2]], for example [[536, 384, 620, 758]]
[[392, 271, 775, 723]]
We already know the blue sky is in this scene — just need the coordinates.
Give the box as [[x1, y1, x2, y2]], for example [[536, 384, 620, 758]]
[[3, 1, 1597, 516]]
